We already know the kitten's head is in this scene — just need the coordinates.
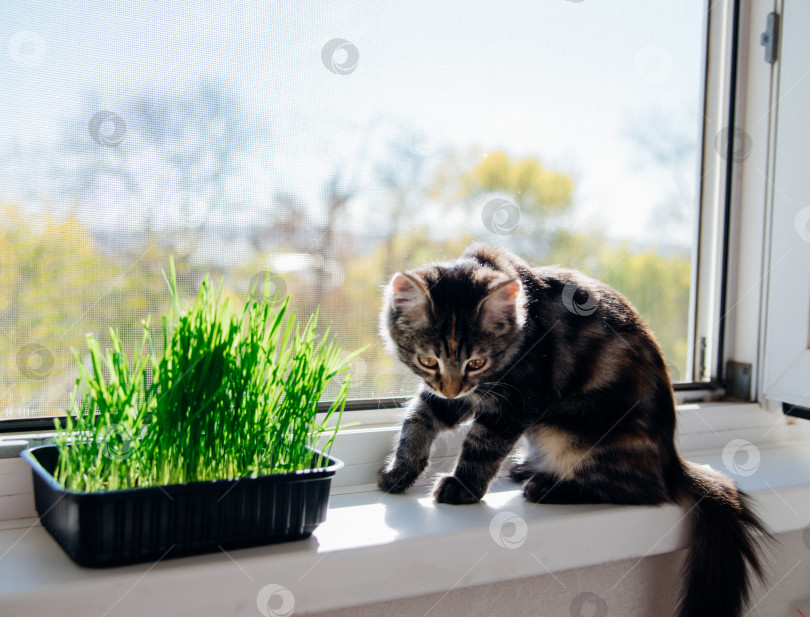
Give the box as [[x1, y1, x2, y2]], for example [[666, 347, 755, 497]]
[[380, 259, 526, 399]]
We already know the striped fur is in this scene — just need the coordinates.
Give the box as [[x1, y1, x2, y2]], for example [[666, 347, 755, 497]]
[[378, 243, 770, 617]]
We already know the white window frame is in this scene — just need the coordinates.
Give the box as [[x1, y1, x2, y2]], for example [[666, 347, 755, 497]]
[[756, 0, 810, 410], [722, 0, 776, 402], [693, 0, 739, 386], [722, 0, 810, 410]]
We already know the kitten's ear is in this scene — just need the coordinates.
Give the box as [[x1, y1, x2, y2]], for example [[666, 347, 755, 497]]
[[389, 272, 431, 326], [477, 278, 523, 332]]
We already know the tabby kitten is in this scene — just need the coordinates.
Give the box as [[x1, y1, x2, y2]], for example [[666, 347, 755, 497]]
[[378, 243, 768, 617]]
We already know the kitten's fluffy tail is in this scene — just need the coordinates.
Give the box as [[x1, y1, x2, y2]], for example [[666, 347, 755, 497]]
[[673, 459, 771, 617]]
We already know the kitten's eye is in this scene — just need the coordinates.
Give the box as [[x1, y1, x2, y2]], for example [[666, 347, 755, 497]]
[[418, 355, 438, 369], [466, 358, 486, 371]]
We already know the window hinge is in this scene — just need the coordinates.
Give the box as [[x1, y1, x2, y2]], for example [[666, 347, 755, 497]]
[[761, 12, 780, 64]]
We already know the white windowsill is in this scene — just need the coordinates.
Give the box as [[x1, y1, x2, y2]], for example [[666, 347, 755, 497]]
[[1, 403, 810, 615]]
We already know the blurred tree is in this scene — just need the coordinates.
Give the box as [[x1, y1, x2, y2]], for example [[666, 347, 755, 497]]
[[278, 118, 439, 312], [432, 149, 574, 232], [372, 122, 438, 279], [0, 204, 204, 416], [545, 230, 690, 380], [58, 80, 272, 250]]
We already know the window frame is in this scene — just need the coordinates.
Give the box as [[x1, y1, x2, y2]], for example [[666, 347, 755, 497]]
[[721, 0, 810, 412], [721, 0, 775, 404], [755, 0, 810, 410], [692, 0, 741, 387]]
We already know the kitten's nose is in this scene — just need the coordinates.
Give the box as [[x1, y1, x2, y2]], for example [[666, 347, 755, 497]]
[[441, 379, 463, 398]]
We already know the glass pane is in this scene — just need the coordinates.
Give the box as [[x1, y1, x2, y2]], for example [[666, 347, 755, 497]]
[[1, 0, 706, 420]]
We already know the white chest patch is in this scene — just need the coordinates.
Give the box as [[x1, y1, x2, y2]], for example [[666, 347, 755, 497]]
[[528, 425, 593, 480]]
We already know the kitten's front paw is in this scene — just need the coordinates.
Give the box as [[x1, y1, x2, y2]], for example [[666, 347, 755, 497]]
[[378, 464, 418, 494], [523, 474, 554, 503], [433, 475, 481, 505], [523, 472, 574, 503]]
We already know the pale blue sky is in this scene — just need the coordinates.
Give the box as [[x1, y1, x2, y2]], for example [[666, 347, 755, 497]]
[[1, 0, 706, 244]]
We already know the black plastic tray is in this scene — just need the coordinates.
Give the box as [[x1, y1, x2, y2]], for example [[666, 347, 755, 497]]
[[21, 444, 343, 567]]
